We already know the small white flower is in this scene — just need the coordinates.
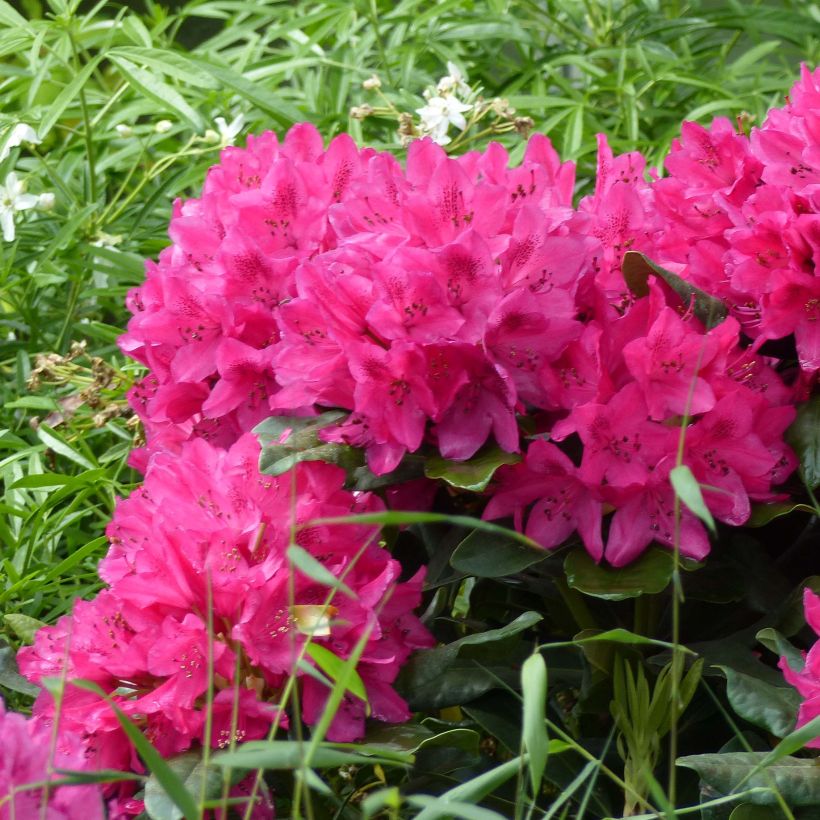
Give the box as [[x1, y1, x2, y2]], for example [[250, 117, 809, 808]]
[[436, 61, 471, 97], [214, 114, 245, 147], [416, 95, 472, 145], [115, 124, 134, 138], [0, 123, 40, 163], [0, 173, 38, 242], [154, 119, 173, 134], [362, 74, 382, 90], [37, 192, 55, 211]]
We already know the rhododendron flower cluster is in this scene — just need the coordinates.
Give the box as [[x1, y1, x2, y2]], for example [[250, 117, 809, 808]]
[[18, 435, 433, 775], [0, 698, 104, 818], [121, 97, 804, 566], [655, 64, 820, 373], [780, 588, 820, 748]]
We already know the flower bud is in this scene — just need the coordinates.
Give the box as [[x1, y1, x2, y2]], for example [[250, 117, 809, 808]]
[[115, 124, 133, 138], [154, 119, 173, 134], [362, 74, 381, 90], [37, 192, 55, 210]]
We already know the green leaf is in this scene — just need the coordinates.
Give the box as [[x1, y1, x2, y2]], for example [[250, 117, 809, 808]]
[[677, 752, 820, 806], [398, 612, 542, 710], [254, 412, 361, 477], [787, 396, 820, 490], [144, 752, 223, 820], [4, 613, 45, 643], [193, 59, 302, 126], [305, 643, 368, 704], [622, 251, 727, 328], [361, 722, 435, 753], [716, 666, 799, 738], [109, 47, 219, 89], [450, 528, 547, 577], [0, 640, 38, 696], [746, 502, 817, 527], [670, 464, 716, 533], [38, 56, 102, 140], [213, 741, 397, 770], [755, 628, 804, 673], [287, 544, 356, 599], [36, 424, 95, 470], [564, 547, 674, 600], [425, 446, 520, 492], [109, 57, 205, 130], [521, 652, 548, 796]]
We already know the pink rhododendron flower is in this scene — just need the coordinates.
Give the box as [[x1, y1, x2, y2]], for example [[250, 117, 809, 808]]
[[18, 435, 434, 779], [118, 105, 802, 572], [780, 588, 820, 748], [0, 698, 105, 819]]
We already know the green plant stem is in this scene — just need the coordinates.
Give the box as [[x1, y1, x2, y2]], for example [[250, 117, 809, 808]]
[[554, 576, 598, 632], [67, 28, 98, 204]]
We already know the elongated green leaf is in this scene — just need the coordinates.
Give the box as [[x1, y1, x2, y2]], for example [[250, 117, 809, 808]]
[[521, 652, 548, 795], [193, 59, 302, 125], [109, 57, 205, 130], [38, 56, 102, 140], [670, 464, 716, 533], [287, 544, 355, 599], [214, 741, 396, 770], [306, 643, 368, 703], [109, 47, 219, 89], [35, 425, 95, 470]]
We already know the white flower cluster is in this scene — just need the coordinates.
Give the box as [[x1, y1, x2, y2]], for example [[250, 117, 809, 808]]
[[0, 123, 53, 242], [415, 61, 473, 145]]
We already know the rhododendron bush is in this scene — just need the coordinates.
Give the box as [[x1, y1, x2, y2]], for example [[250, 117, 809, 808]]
[[4, 61, 820, 820]]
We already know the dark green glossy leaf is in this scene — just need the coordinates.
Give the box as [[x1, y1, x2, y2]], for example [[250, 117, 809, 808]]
[[450, 528, 547, 577], [564, 547, 674, 600], [787, 396, 820, 490], [398, 612, 542, 710], [677, 753, 820, 806], [716, 666, 799, 738]]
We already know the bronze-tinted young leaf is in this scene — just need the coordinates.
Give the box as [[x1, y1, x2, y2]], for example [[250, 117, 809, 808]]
[[622, 251, 727, 329]]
